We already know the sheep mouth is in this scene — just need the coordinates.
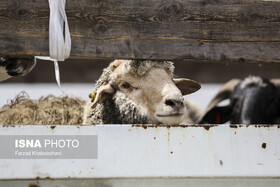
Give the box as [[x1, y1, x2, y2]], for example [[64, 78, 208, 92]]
[[156, 113, 183, 117]]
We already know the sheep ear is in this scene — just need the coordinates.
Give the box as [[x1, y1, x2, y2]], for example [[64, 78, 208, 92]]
[[173, 78, 201, 95], [198, 105, 232, 124], [89, 84, 115, 109]]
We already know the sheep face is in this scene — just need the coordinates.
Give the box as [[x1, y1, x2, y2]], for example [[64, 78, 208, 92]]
[[230, 77, 280, 124], [199, 76, 280, 124], [90, 60, 200, 125]]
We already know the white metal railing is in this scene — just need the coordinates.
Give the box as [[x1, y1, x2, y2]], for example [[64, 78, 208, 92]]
[[0, 125, 279, 178]]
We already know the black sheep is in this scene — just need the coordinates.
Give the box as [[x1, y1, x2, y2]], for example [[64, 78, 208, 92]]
[[199, 76, 280, 124]]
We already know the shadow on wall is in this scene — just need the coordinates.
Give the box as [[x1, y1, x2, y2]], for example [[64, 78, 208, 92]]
[[2, 59, 280, 83]]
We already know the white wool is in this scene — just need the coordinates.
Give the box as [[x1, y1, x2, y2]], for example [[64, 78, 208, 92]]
[[240, 75, 267, 89], [123, 60, 174, 77], [113, 91, 148, 122], [94, 60, 174, 92]]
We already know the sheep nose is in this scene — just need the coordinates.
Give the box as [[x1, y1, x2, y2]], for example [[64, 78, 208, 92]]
[[165, 99, 184, 112]]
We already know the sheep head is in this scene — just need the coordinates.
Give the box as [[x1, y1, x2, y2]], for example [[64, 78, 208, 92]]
[[199, 76, 280, 124], [89, 59, 201, 125], [0, 56, 36, 82]]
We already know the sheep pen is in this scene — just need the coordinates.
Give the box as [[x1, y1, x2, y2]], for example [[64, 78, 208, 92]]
[[0, 59, 202, 125]]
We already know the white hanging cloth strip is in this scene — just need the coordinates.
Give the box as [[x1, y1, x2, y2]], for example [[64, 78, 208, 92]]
[[35, 0, 71, 87], [48, 0, 71, 61]]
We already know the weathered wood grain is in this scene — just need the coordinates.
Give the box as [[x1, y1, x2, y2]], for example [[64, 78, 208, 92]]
[[0, 0, 280, 62]]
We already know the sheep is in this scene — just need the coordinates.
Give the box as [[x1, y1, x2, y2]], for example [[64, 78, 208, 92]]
[[0, 60, 202, 125], [0, 56, 35, 82], [198, 76, 280, 124], [83, 59, 201, 125]]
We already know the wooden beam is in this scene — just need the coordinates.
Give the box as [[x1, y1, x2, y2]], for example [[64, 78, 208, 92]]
[[1, 0, 280, 63]]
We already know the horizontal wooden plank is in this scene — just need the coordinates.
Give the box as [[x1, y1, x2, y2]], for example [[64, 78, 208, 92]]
[[0, 0, 280, 62]]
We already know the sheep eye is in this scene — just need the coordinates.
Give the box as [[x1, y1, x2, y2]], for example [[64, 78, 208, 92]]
[[121, 82, 132, 89]]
